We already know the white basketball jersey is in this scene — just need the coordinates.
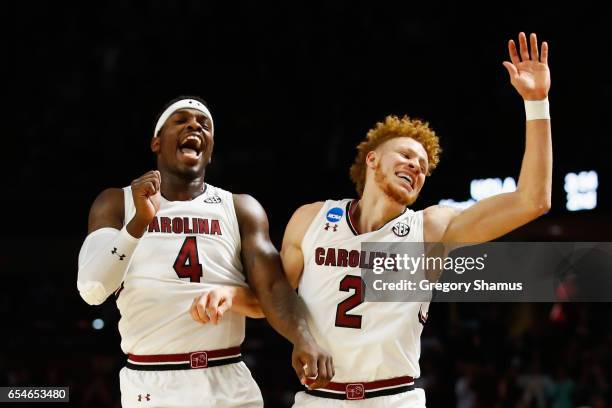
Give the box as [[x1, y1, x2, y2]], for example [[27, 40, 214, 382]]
[[117, 184, 246, 355], [299, 199, 430, 382]]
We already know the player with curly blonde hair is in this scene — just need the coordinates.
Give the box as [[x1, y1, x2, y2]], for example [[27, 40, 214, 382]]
[[350, 115, 441, 200], [281, 32, 552, 407]]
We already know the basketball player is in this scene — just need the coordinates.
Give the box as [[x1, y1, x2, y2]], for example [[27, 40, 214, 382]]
[[281, 32, 551, 407], [77, 96, 333, 407]]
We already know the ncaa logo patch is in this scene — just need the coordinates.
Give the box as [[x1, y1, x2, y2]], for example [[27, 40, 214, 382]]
[[392, 221, 410, 237], [326, 207, 344, 223]]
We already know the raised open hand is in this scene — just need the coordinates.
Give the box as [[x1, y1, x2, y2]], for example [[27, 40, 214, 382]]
[[503, 32, 550, 100]]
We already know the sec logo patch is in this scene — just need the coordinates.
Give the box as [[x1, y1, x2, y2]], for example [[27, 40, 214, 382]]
[[392, 221, 410, 237]]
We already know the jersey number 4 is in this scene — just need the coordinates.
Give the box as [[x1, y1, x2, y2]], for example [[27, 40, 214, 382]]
[[335, 275, 365, 329], [173, 237, 203, 282]]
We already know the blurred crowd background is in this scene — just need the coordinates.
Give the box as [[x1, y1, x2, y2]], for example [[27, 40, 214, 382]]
[[3, 1, 611, 406]]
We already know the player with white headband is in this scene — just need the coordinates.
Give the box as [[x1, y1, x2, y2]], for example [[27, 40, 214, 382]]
[[77, 96, 334, 407], [153, 98, 214, 138]]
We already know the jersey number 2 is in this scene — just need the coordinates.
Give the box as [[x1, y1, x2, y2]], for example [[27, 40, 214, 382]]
[[173, 237, 203, 282], [334, 275, 365, 329]]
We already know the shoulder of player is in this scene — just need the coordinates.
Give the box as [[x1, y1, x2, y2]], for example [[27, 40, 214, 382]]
[[423, 204, 461, 242], [232, 193, 268, 232], [283, 202, 324, 244], [291, 201, 325, 226], [88, 187, 125, 232], [423, 204, 459, 218]]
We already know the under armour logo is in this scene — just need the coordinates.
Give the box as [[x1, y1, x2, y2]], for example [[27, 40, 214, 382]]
[[137, 394, 151, 402], [324, 223, 338, 232], [111, 247, 126, 260]]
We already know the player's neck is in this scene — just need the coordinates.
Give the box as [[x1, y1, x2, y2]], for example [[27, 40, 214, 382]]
[[159, 172, 206, 201], [353, 192, 406, 233]]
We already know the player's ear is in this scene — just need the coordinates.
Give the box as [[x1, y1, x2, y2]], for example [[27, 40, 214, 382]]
[[365, 151, 377, 170], [151, 136, 160, 153]]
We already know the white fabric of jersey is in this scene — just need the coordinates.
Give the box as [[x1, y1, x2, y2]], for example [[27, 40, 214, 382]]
[[116, 184, 246, 355], [299, 199, 431, 383]]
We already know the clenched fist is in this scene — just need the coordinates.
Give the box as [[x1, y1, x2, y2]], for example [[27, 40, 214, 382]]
[[292, 338, 335, 389], [127, 170, 161, 238]]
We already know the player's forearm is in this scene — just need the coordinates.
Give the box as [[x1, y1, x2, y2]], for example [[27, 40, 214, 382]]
[[244, 244, 316, 344], [443, 191, 543, 243], [260, 278, 315, 345], [441, 117, 551, 243], [516, 118, 552, 214], [77, 227, 139, 305], [230, 286, 265, 318], [126, 216, 151, 239]]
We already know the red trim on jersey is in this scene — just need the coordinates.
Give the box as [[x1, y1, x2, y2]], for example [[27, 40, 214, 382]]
[[128, 346, 240, 363], [347, 200, 361, 235], [306, 375, 414, 392], [345, 199, 409, 236]]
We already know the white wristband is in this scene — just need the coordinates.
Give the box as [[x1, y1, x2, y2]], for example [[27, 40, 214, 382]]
[[524, 98, 550, 121]]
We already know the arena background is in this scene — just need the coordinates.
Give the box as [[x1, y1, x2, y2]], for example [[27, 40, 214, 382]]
[[4, 1, 611, 407]]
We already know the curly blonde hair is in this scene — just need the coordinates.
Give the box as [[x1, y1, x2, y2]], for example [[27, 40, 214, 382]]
[[349, 115, 441, 196]]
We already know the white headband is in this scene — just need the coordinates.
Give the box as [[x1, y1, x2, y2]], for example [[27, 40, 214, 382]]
[[154, 99, 214, 137]]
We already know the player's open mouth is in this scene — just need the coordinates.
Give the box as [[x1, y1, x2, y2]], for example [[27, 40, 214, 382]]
[[178, 134, 204, 160], [396, 172, 414, 190]]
